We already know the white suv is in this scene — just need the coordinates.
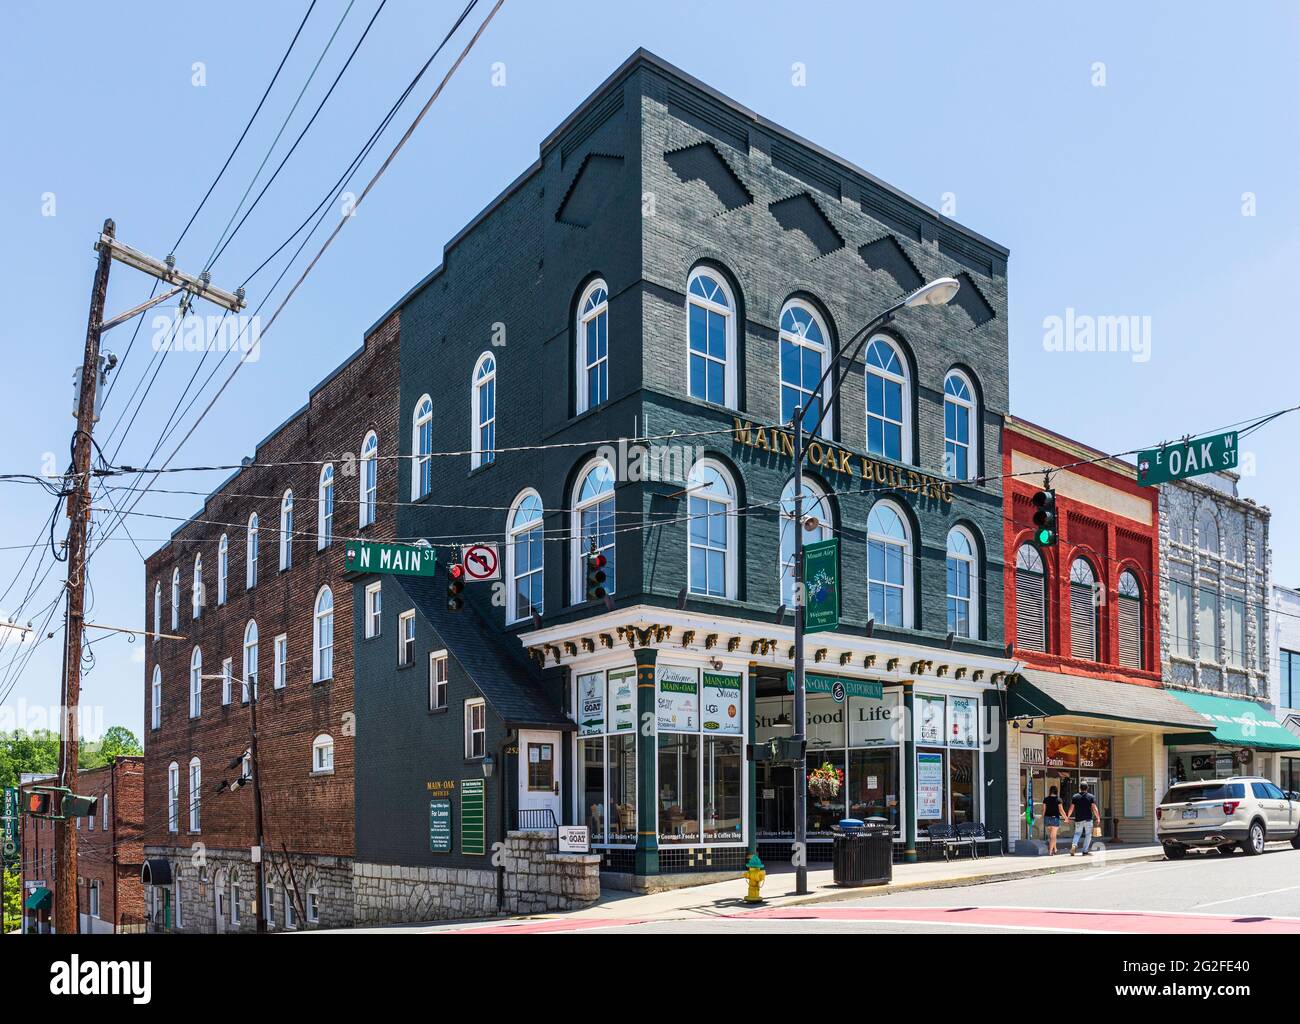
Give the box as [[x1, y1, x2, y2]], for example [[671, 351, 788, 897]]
[[1157, 776, 1300, 858]]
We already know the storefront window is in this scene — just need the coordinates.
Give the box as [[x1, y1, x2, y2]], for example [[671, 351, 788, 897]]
[[607, 733, 636, 842], [703, 736, 743, 841], [575, 668, 637, 846], [805, 750, 846, 837], [916, 694, 982, 829], [658, 734, 700, 843], [950, 748, 975, 826], [581, 738, 605, 841], [847, 748, 898, 828], [1021, 732, 1113, 839]]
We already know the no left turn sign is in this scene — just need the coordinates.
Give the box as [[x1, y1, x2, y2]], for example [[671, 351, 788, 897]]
[[461, 543, 501, 581]]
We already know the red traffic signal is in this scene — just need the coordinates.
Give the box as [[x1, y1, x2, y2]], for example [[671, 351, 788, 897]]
[[585, 551, 608, 601], [25, 791, 51, 816], [446, 563, 465, 612]]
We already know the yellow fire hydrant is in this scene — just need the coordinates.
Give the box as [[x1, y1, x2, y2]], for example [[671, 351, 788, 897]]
[[743, 854, 766, 903]]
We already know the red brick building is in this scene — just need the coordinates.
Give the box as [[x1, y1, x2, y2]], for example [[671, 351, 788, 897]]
[[19, 757, 143, 934], [142, 314, 398, 932], [1001, 417, 1204, 847]]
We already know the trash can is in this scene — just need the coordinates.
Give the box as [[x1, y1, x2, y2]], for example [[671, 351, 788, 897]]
[[832, 818, 893, 886]]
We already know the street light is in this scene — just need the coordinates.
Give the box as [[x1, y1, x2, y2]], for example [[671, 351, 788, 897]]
[[789, 277, 959, 895]]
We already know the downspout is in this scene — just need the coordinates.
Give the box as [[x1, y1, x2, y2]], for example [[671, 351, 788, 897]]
[[497, 728, 516, 913], [110, 761, 118, 931]]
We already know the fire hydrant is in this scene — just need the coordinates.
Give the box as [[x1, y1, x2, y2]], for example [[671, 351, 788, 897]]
[[743, 854, 766, 903]]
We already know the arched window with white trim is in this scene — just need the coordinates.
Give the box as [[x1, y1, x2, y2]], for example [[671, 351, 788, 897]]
[[946, 526, 979, 639], [188, 757, 201, 833], [218, 535, 229, 605], [1197, 507, 1220, 555], [865, 336, 910, 462], [279, 491, 293, 570], [317, 465, 334, 550], [192, 553, 203, 619], [576, 280, 609, 414], [312, 734, 334, 773], [359, 431, 378, 527], [779, 300, 831, 437], [471, 353, 496, 470], [313, 586, 334, 682], [1069, 557, 1099, 661], [1014, 543, 1048, 652], [243, 620, 259, 702], [171, 567, 180, 629], [943, 369, 977, 480], [167, 761, 179, 833], [1118, 569, 1143, 669], [686, 460, 737, 599], [571, 457, 616, 602], [506, 489, 544, 623], [867, 501, 912, 627], [686, 267, 737, 408], [246, 514, 258, 589], [189, 646, 202, 718], [780, 476, 833, 608], [412, 395, 433, 499], [151, 666, 162, 730]]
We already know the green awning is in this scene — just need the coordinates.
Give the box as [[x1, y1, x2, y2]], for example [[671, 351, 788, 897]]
[[23, 886, 51, 911], [1163, 690, 1300, 750], [1008, 669, 1207, 730]]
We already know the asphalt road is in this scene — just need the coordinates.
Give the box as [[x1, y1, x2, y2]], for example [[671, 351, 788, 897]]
[[441, 843, 1300, 935]]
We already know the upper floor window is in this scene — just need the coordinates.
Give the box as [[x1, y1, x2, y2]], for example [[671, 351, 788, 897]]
[[217, 534, 228, 605], [398, 609, 416, 667], [188, 757, 201, 833], [686, 460, 737, 599], [171, 567, 180, 629], [1117, 569, 1143, 669], [943, 370, 977, 480], [686, 268, 736, 407], [946, 527, 978, 639], [153, 582, 162, 642], [507, 489, 544, 623], [1068, 558, 1099, 661], [779, 301, 830, 437], [243, 620, 259, 701], [867, 501, 911, 628], [865, 337, 910, 462], [151, 666, 162, 730], [312, 734, 334, 773], [465, 698, 486, 759], [364, 581, 382, 639], [360, 431, 378, 527], [221, 657, 233, 705], [472, 353, 496, 470], [314, 586, 334, 682], [1015, 543, 1047, 652], [1197, 507, 1220, 555], [318, 465, 334, 550], [780, 476, 832, 608], [247, 513, 259, 589], [280, 491, 293, 570], [429, 650, 449, 711], [189, 646, 202, 718], [412, 395, 433, 499], [577, 280, 609, 414], [192, 553, 203, 619], [572, 457, 616, 602], [167, 761, 179, 833]]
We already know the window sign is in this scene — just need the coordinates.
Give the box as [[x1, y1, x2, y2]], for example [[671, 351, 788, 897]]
[[917, 752, 944, 819], [1079, 737, 1111, 770], [701, 672, 742, 735], [1020, 732, 1044, 765], [848, 691, 901, 747], [608, 669, 636, 733], [916, 696, 945, 745], [577, 672, 604, 736], [657, 665, 699, 731], [949, 696, 978, 748], [806, 691, 846, 751], [1045, 735, 1078, 768]]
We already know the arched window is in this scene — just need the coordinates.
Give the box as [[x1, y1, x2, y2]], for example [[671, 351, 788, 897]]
[[412, 395, 433, 499], [171, 567, 180, 629], [312, 734, 335, 773], [151, 665, 162, 730], [246, 514, 259, 589], [779, 301, 831, 437], [167, 761, 179, 833], [189, 646, 202, 719], [1069, 558, 1099, 661], [243, 620, 259, 702], [471, 353, 496, 470], [317, 465, 334, 550], [946, 527, 979, 639], [1118, 569, 1143, 669], [313, 587, 334, 682], [577, 280, 609, 414], [865, 336, 910, 462], [1014, 544, 1047, 652], [359, 431, 378, 527], [686, 268, 736, 408], [867, 501, 912, 627], [687, 460, 737, 599], [943, 370, 977, 480], [218, 535, 228, 605], [153, 582, 162, 642], [1197, 507, 1220, 555], [780, 476, 833, 608], [506, 489, 544, 623], [192, 553, 203, 619], [571, 458, 616, 602], [278, 491, 293, 570], [187, 757, 201, 833]]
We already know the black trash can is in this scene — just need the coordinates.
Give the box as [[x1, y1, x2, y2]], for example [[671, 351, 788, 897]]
[[832, 817, 893, 887]]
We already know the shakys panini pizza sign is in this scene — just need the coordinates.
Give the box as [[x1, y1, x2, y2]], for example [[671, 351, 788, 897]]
[[731, 418, 954, 503]]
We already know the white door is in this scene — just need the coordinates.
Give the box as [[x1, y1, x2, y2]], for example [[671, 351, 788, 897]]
[[517, 730, 562, 827]]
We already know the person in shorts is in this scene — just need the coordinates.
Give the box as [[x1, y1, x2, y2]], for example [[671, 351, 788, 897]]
[[1042, 785, 1064, 855]]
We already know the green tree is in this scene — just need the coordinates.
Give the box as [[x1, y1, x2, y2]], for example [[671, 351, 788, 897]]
[[0, 730, 58, 790], [80, 726, 143, 770], [2, 867, 19, 934]]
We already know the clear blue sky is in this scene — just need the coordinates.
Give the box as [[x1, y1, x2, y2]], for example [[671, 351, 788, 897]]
[[1, 1, 1297, 740]]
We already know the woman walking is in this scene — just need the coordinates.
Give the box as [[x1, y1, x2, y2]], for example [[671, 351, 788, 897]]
[[1042, 785, 1064, 855]]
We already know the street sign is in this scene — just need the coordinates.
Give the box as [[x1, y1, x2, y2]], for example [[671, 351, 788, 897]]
[[344, 541, 438, 577], [802, 538, 840, 633], [1137, 431, 1239, 487], [461, 543, 501, 582]]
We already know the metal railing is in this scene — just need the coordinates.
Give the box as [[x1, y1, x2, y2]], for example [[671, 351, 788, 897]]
[[516, 808, 558, 832]]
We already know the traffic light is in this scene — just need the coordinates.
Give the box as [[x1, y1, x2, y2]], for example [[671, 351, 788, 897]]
[[1032, 489, 1058, 546], [25, 790, 53, 817], [22, 787, 95, 820], [446, 562, 465, 612], [61, 793, 98, 818], [585, 552, 607, 601]]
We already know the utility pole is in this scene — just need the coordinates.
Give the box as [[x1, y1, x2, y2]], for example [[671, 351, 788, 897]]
[[248, 680, 267, 935], [54, 220, 244, 936]]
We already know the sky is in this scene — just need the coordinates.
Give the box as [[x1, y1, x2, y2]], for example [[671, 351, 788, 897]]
[[0, 0, 1297, 740]]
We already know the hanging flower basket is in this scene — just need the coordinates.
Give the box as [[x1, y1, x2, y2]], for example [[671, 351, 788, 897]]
[[807, 762, 843, 800]]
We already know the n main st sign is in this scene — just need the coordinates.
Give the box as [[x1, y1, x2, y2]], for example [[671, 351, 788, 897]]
[[345, 541, 438, 577]]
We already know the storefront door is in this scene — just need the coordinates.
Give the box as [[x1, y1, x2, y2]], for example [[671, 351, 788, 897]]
[[518, 730, 562, 825]]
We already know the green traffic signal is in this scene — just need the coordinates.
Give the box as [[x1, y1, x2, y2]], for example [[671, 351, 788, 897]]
[[1032, 489, 1058, 547]]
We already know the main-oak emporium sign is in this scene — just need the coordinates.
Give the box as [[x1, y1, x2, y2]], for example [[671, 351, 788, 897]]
[[731, 419, 954, 503]]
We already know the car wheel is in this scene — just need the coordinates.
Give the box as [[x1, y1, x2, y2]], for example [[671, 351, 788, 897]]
[[1216, 844, 1237, 856], [1164, 844, 1187, 860], [1291, 829, 1300, 850], [1242, 821, 1266, 856]]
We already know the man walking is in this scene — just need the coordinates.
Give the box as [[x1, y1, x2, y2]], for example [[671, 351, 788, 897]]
[[1067, 782, 1098, 855]]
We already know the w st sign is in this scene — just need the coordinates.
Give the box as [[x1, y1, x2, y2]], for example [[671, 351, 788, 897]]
[[345, 541, 438, 577], [1137, 431, 1238, 487]]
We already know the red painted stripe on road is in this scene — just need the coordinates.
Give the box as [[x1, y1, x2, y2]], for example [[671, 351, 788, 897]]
[[443, 917, 648, 935]]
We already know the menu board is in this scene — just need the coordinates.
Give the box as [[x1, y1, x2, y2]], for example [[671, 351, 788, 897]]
[[949, 696, 978, 748], [917, 696, 945, 745], [1078, 736, 1110, 770], [656, 665, 699, 731], [608, 669, 636, 733], [577, 672, 604, 735], [1045, 735, 1078, 768], [701, 672, 742, 735], [917, 752, 944, 818]]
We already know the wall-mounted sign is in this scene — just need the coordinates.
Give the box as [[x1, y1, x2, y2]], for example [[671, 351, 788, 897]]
[[425, 779, 456, 798], [557, 825, 590, 853], [803, 538, 839, 633], [656, 665, 699, 731], [577, 672, 604, 735], [429, 798, 452, 853], [461, 778, 485, 855], [345, 541, 437, 577], [1019, 732, 1045, 765], [608, 669, 636, 733], [701, 672, 742, 735], [787, 673, 884, 701]]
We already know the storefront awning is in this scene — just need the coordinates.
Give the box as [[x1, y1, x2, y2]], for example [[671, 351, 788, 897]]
[[1009, 669, 1207, 731], [141, 859, 173, 886], [1163, 690, 1300, 751], [23, 886, 51, 911]]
